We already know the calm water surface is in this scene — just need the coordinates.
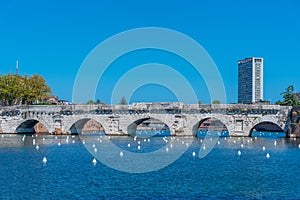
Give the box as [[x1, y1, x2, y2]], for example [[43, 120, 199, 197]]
[[0, 133, 299, 199]]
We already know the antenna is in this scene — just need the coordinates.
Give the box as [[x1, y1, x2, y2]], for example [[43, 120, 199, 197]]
[[16, 60, 19, 75]]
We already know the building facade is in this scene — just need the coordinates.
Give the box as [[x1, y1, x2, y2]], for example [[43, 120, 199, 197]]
[[238, 57, 264, 104]]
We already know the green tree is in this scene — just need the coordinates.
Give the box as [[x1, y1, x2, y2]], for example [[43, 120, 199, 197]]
[[212, 100, 221, 104], [277, 85, 299, 108], [86, 99, 96, 105], [120, 96, 127, 105], [0, 74, 51, 106], [95, 99, 101, 104]]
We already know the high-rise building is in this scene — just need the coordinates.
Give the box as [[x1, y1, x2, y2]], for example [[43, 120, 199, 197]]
[[238, 57, 264, 104]]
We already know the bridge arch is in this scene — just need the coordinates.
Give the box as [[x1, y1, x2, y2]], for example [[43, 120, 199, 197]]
[[192, 116, 231, 137], [248, 116, 286, 137], [15, 119, 51, 134], [127, 117, 170, 137], [67, 118, 107, 135]]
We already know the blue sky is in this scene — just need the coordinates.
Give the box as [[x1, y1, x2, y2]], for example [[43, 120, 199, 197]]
[[0, 0, 299, 104]]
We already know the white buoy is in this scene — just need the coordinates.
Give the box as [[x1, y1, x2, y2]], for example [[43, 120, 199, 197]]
[[298, 144, 300, 149], [170, 144, 173, 148], [241, 144, 244, 148], [192, 151, 196, 157], [58, 142, 61, 146], [33, 139, 36, 145], [92, 144, 96, 148], [72, 140, 75, 144], [147, 138, 150, 142], [35, 145, 39, 150], [92, 158, 97, 165], [238, 150, 241, 156], [55, 136, 58, 139], [120, 151, 124, 158], [138, 141, 141, 145], [202, 146, 206, 150], [181, 141, 185, 144], [42, 138, 45, 141], [138, 145, 141, 150], [217, 141, 220, 145], [82, 140, 85, 145], [262, 146, 266, 151], [144, 139, 146, 142], [134, 136, 137, 141], [274, 141, 277, 146], [165, 147, 169, 152], [42, 157, 47, 164], [22, 135, 25, 141], [127, 143, 131, 148], [99, 139, 102, 143], [94, 148, 97, 153], [266, 153, 270, 159]]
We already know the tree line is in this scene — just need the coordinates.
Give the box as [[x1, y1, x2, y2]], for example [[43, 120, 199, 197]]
[[0, 74, 51, 106]]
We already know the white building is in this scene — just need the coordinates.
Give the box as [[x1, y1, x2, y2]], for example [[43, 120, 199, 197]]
[[238, 57, 264, 103]]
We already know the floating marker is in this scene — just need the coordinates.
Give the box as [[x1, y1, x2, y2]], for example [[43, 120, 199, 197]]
[[266, 153, 270, 159], [202, 146, 206, 150], [147, 139, 150, 142], [94, 148, 97, 153], [217, 141, 220, 145], [92, 158, 97, 165], [92, 144, 96, 148], [137, 145, 141, 150], [127, 143, 131, 148], [274, 141, 277, 146], [42, 157, 47, 164], [138, 141, 141, 145], [165, 147, 169, 152], [22, 135, 25, 141], [241, 144, 244, 148], [58, 142, 61, 146], [120, 151, 124, 158], [33, 139, 36, 145], [170, 144, 173, 148], [35, 145, 39, 150], [298, 144, 300, 149], [192, 151, 196, 157], [238, 150, 241, 156]]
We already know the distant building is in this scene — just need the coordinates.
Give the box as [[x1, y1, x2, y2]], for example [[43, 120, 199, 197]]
[[238, 57, 264, 104], [43, 95, 58, 105]]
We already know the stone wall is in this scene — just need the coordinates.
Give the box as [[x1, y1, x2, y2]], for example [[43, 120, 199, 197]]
[[288, 108, 300, 137]]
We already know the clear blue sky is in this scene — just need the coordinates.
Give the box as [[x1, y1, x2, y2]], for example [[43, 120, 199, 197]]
[[0, 0, 299, 104]]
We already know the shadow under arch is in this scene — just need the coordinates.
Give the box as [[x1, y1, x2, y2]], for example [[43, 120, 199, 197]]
[[192, 117, 229, 138], [16, 119, 49, 134], [69, 118, 105, 135], [128, 117, 170, 137], [249, 121, 286, 138]]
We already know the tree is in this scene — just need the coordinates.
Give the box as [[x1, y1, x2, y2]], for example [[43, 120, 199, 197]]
[[95, 99, 101, 104], [86, 99, 96, 105], [0, 74, 51, 106], [212, 100, 221, 104], [277, 85, 299, 108], [120, 96, 127, 105]]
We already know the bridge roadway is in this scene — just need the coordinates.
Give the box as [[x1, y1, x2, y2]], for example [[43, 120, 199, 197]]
[[0, 103, 291, 137]]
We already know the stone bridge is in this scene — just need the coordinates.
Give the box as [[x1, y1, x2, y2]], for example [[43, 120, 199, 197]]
[[0, 103, 292, 137]]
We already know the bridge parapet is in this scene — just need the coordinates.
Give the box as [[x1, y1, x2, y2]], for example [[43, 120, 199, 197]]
[[0, 103, 292, 136]]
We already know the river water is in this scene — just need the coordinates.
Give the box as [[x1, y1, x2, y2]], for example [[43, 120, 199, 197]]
[[0, 133, 299, 199]]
